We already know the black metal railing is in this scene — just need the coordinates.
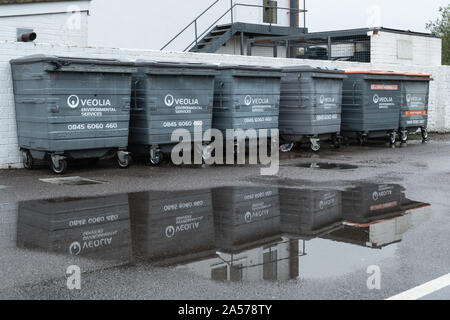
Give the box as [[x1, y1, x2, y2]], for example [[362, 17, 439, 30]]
[[160, 0, 306, 52]]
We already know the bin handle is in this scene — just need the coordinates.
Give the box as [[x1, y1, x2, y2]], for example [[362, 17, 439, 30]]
[[48, 104, 60, 113], [352, 81, 356, 105], [297, 74, 303, 108], [18, 98, 45, 104], [131, 80, 144, 111], [50, 60, 72, 71]]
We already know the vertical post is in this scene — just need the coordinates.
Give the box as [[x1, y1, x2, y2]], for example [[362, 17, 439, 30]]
[[273, 44, 278, 58], [246, 39, 252, 56], [230, 0, 234, 25], [240, 31, 245, 55], [303, 0, 306, 29], [327, 36, 332, 60], [194, 20, 198, 49], [285, 40, 289, 58]]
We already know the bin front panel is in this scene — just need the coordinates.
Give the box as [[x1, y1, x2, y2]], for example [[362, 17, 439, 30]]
[[280, 189, 342, 236], [342, 184, 405, 223], [129, 190, 215, 263], [212, 187, 281, 251], [280, 70, 344, 137], [342, 74, 401, 132], [17, 194, 132, 260], [11, 59, 132, 155], [400, 80, 430, 129], [213, 69, 281, 135], [130, 68, 216, 146]]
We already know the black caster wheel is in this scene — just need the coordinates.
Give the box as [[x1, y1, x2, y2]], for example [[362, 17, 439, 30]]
[[358, 134, 367, 146], [400, 131, 408, 144], [421, 129, 428, 142], [310, 141, 321, 152], [389, 132, 397, 145], [150, 152, 163, 166], [332, 136, 341, 149], [51, 159, 68, 175], [117, 154, 131, 169], [22, 150, 34, 170]]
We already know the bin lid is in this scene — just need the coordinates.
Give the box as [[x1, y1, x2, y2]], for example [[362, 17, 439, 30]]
[[217, 64, 282, 72], [345, 70, 431, 79], [135, 60, 218, 76], [10, 54, 135, 67], [282, 65, 345, 74], [135, 60, 218, 69]]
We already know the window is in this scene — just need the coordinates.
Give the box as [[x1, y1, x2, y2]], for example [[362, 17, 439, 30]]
[[263, 0, 278, 24]]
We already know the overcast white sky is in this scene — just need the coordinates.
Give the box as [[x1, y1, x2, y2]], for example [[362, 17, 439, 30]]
[[305, 0, 449, 33]]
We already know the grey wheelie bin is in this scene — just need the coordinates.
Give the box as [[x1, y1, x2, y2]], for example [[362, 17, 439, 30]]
[[279, 188, 343, 239], [341, 71, 402, 145], [341, 183, 405, 224], [129, 189, 216, 265], [212, 186, 281, 253], [10, 55, 136, 174], [17, 194, 132, 261], [398, 73, 431, 143], [279, 66, 347, 152], [129, 61, 218, 165], [213, 65, 282, 149]]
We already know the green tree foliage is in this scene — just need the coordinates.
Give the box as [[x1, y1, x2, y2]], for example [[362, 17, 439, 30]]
[[426, 5, 450, 65]]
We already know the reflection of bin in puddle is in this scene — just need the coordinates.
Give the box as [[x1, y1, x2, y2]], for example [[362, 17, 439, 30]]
[[129, 62, 218, 165], [280, 66, 347, 152], [129, 190, 215, 265], [10, 55, 136, 174], [16, 195, 132, 261], [342, 183, 405, 224], [212, 187, 281, 253], [342, 71, 402, 145], [279, 189, 343, 239], [398, 73, 432, 143], [323, 199, 431, 249]]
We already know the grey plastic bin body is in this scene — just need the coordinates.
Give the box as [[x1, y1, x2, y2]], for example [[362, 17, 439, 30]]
[[280, 66, 346, 142], [212, 187, 281, 253], [129, 62, 217, 154], [10, 55, 135, 162], [129, 189, 215, 265], [280, 189, 343, 239], [342, 184, 405, 224], [399, 74, 431, 134], [213, 65, 282, 138], [342, 72, 402, 139], [16, 195, 132, 261]]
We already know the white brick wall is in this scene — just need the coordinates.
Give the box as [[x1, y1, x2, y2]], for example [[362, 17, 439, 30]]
[[0, 12, 88, 47], [371, 31, 442, 67], [0, 41, 449, 169]]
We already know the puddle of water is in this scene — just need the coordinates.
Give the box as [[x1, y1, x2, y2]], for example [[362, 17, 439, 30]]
[[39, 176, 106, 186], [3, 183, 431, 283], [295, 163, 359, 170]]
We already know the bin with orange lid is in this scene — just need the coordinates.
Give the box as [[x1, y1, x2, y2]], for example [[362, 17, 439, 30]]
[[398, 73, 431, 143]]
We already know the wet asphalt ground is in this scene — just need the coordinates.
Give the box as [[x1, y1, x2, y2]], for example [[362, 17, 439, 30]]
[[0, 133, 450, 300]]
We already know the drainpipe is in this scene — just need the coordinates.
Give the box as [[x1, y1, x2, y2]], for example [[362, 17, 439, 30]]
[[289, 0, 300, 58], [289, 0, 299, 28]]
